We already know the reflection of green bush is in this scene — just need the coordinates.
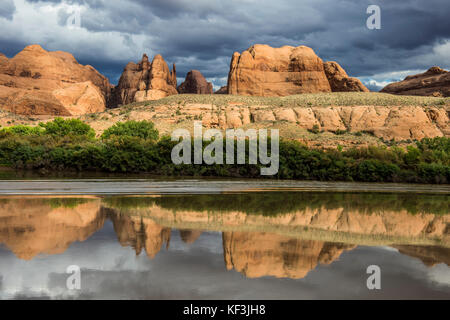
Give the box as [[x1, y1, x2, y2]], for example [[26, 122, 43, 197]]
[[103, 196, 156, 209], [0, 197, 93, 209], [46, 198, 92, 209], [103, 193, 450, 216], [0, 120, 449, 184]]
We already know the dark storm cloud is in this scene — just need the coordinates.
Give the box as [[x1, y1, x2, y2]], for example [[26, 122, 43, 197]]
[[14, 0, 450, 88], [0, 38, 28, 57], [0, 0, 16, 20]]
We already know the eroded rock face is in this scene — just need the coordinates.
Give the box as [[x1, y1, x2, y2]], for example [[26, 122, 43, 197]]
[[112, 53, 177, 106], [177, 70, 213, 94], [324, 61, 369, 92], [0, 45, 112, 115], [226, 44, 368, 96], [381, 67, 450, 97]]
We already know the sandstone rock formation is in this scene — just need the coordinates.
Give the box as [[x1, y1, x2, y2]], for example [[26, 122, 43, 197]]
[[227, 44, 368, 96], [214, 86, 228, 94], [0, 44, 112, 115], [324, 61, 369, 92], [381, 67, 450, 97], [227, 45, 331, 96], [112, 53, 177, 106], [177, 70, 213, 94]]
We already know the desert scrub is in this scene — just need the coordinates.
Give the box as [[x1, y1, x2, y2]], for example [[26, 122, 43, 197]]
[[308, 124, 320, 134], [334, 129, 349, 135]]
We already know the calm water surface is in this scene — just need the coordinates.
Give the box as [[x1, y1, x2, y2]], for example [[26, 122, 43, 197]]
[[0, 178, 449, 299]]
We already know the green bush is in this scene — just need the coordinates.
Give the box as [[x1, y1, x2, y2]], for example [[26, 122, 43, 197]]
[[355, 159, 400, 182], [101, 120, 159, 141], [0, 125, 44, 136], [39, 117, 95, 139], [308, 124, 320, 134], [334, 129, 348, 135]]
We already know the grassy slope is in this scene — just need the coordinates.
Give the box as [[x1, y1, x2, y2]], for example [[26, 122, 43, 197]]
[[126, 92, 450, 108]]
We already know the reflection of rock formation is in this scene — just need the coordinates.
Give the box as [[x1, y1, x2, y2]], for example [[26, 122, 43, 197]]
[[394, 245, 450, 267], [1, 195, 449, 279], [110, 214, 171, 258], [179, 229, 203, 244], [223, 232, 355, 279], [127, 202, 449, 247], [0, 198, 104, 260]]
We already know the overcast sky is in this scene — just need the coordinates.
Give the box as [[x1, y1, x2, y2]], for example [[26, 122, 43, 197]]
[[0, 0, 449, 91]]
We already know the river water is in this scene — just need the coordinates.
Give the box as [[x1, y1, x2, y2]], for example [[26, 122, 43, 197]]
[[0, 178, 448, 299]]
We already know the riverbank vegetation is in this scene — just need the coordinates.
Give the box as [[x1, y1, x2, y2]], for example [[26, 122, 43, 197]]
[[0, 118, 448, 183]]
